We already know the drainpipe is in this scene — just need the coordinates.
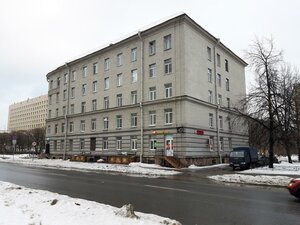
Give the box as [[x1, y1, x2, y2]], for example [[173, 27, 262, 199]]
[[63, 62, 71, 160], [213, 38, 222, 164], [138, 31, 144, 163]]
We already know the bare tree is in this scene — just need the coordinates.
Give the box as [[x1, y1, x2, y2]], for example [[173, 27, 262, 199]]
[[236, 37, 282, 168]]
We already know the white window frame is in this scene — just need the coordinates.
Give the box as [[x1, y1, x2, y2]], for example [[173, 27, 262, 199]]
[[149, 63, 156, 78], [92, 99, 97, 111], [149, 40, 156, 55], [103, 117, 109, 130], [117, 73, 122, 87], [80, 120, 85, 132], [149, 111, 156, 126], [69, 122, 74, 133], [218, 94, 222, 106], [164, 58, 172, 74], [103, 138, 108, 150], [104, 58, 110, 71], [131, 91, 137, 104], [116, 137, 122, 150], [208, 90, 213, 103], [104, 77, 109, 90], [116, 115, 122, 129], [82, 84, 87, 96], [209, 113, 214, 128], [149, 87, 156, 101], [81, 102, 86, 113], [131, 137, 137, 151], [164, 109, 173, 125], [91, 119, 96, 131], [208, 68, 212, 83], [117, 53, 123, 66], [150, 138, 157, 150], [207, 46, 212, 61], [104, 97, 109, 109], [131, 48, 137, 62], [219, 116, 223, 129], [131, 113, 137, 127], [92, 81, 97, 93], [82, 66, 87, 77], [93, 62, 98, 74], [226, 78, 230, 91], [217, 74, 222, 87], [71, 71, 76, 81], [165, 83, 172, 98], [71, 87, 75, 98], [164, 34, 171, 50], [117, 94, 122, 107], [131, 69, 137, 83]]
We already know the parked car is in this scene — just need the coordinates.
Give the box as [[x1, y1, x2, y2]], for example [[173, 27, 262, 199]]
[[287, 178, 300, 199], [229, 147, 258, 170], [257, 155, 280, 166]]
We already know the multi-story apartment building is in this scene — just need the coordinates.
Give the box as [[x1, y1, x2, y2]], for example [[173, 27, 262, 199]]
[[45, 13, 248, 166], [8, 94, 48, 131]]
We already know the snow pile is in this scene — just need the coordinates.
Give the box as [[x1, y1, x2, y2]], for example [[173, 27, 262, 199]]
[[0, 155, 180, 177], [209, 174, 292, 187], [188, 164, 227, 170], [0, 181, 181, 225]]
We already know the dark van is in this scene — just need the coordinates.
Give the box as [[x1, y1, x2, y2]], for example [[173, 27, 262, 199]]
[[229, 147, 258, 170]]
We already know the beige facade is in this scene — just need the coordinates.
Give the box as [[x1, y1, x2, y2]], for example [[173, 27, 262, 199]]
[[8, 95, 48, 131], [45, 14, 248, 165]]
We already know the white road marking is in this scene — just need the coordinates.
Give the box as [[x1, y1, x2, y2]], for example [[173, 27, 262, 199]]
[[144, 184, 188, 192]]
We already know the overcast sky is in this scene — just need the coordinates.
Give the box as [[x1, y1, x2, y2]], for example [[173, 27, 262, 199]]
[[1, 0, 299, 130]]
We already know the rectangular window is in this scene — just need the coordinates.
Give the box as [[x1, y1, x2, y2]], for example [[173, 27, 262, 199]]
[[53, 140, 57, 151], [150, 137, 157, 150], [81, 102, 86, 113], [131, 48, 137, 62], [48, 110, 52, 119], [92, 81, 97, 92], [149, 40, 156, 55], [54, 124, 58, 134], [50, 80, 53, 89], [63, 90, 67, 101], [228, 137, 232, 149], [71, 87, 75, 98], [71, 71, 76, 81], [69, 122, 74, 133], [164, 108, 173, 124], [104, 97, 109, 109], [209, 136, 214, 151], [117, 53, 123, 66], [61, 140, 64, 151], [80, 120, 85, 132], [82, 84, 87, 95], [218, 94, 222, 106], [217, 54, 221, 67], [228, 117, 232, 131], [149, 87, 156, 101], [131, 113, 137, 127], [61, 123, 65, 133], [104, 58, 110, 71], [55, 108, 59, 117], [225, 59, 229, 72], [131, 91, 137, 104], [227, 98, 231, 108], [93, 62, 98, 74], [209, 113, 214, 128], [56, 93, 59, 103], [165, 83, 172, 98], [47, 125, 51, 134], [117, 73, 122, 87], [219, 116, 223, 129], [164, 34, 171, 50], [117, 94, 122, 107], [131, 136, 137, 150], [131, 69, 137, 83], [62, 106, 66, 116], [82, 66, 87, 77], [220, 137, 224, 151], [103, 117, 109, 130], [208, 68, 212, 83], [70, 104, 74, 114], [149, 111, 156, 126], [116, 115, 122, 129], [116, 137, 122, 150], [208, 90, 213, 103], [164, 58, 172, 74], [149, 63, 156, 78], [226, 78, 230, 91], [91, 119, 96, 131], [92, 99, 97, 111], [217, 74, 222, 87], [207, 46, 212, 61], [80, 139, 85, 150], [63, 73, 68, 84], [104, 77, 109, 90], [102, 137, 108, 150], [49, 95, 52, 105], [57, 77, 60, 87], [69, 139, 73, 151]]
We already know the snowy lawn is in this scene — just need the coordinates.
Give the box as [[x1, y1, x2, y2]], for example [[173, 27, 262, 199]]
[[0, 154, 180, 177], [190, 155, 300, 187], [0, 181, 181, 225]]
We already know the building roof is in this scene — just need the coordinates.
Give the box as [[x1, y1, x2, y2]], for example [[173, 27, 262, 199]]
[[46, 13, 247, 79]]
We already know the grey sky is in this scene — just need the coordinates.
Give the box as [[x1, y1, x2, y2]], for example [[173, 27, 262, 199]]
[[1, 0, 299, 130]]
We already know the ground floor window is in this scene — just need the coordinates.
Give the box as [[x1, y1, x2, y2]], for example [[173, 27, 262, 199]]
[[60, 140, 64, 151], [80, 139, 85, 150], [116, 137, 122, 150], [131, 136, 137, 150], [53, 140, 57, 151], [103, 137, 108, 150], [69, 139, 73, 151], [150, 137, 157, 150]]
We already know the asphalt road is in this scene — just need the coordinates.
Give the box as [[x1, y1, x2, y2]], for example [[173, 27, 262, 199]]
[[0, 162, 299, 225]]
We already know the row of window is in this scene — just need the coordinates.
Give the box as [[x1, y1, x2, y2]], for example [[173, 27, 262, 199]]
[[48, 109, 173, 135], [48, 83, 173, 118], [207, 46, 229, 72], [208, 91, 231, 107], [207, 68, 230, 91], [208, 113, 232, 130], [52, 135, 232, 152], [49, 34, 172, 90]]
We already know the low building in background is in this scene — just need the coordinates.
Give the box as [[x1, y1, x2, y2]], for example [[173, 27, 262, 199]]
[[45, 13, 248, 166], [8, 95, 48, 132]]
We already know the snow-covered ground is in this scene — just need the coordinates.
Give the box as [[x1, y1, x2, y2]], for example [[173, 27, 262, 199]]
[[0, 154, 180, 177], [207, 155, 300, 187], [0, 181, 181, 225]]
